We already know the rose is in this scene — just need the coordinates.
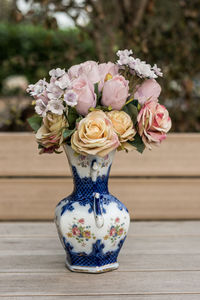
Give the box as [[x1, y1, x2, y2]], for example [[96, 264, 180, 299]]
[[68, 64, 81, 79], [72, 226, 80, 236], [98, 62, 119, 91], [36, 113, 67, 153], [78, 61, 100, 84], [78, 218, 84, 224], [68, 61, 100, 84], [71, 110, 120, 157], [71, 76, 96, 116], [109, 227, 116, 236], [134, 79, 161, 105], [101, 75, 129, 110], [137, 100, 172, 148], [107, 111, 136, 144]]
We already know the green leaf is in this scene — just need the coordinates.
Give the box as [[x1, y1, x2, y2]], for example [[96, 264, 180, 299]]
[[128, 133, 145, 154], [63, 128, 75, 139], [27, 115, 42, 132], [94, 82, 101, 105], [67, 107, 79, 129], [123, 103, 138, 125]]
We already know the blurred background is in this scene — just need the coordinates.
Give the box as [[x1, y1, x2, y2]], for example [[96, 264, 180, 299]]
[[0, 0, 200, 133]]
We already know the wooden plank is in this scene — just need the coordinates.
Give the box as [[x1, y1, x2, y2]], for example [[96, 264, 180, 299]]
[[1, 221, 200, 237], [0, 295, 200, 300], [1, 252, 200, 273], [0, 178, 200, 220], [1, 271, 200, 295], [0, 133, 200, 177], [1, 235, 200, 255], [1, 296, 200, 300], [1, 223, 200, 299]]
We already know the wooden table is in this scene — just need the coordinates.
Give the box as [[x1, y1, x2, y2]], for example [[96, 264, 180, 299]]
[[1, 221, 200, 299]]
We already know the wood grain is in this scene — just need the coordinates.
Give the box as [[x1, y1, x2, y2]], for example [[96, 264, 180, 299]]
[[1, 133, 200, 177], [1, 178, 200, 220], [2, 235, 200, 255], [0, 296, 199, 300], [1, 221, 200, 237], [1, 296, 200, 300], [1, 222, 200, 298], [1, 271, 200, 295]]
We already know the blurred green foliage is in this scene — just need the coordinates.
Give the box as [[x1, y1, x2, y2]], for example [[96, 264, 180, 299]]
[[0, 22, 96, 89], [0, 0, 200, 132]]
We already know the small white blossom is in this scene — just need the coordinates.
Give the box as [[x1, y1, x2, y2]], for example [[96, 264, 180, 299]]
[[27, 79, 47, 98], [35, 98, 48, 117], [47, 82, 63, 100], [49, 68, 65, 78], [117, 49, 134, 66], [117, 49, 133, 57], [55, 73, 71, 89], [133, 59, 157, 79], [116, 49, 161, 79], [47, 99, 64, 115], [152, 64, 163, 77], [64, 90, 78, 107]]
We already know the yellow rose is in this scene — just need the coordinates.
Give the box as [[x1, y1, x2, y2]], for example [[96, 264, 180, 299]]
[[36, 113, 67, 153], [71, 110, 120, 157], [107, 110, 136, 144]]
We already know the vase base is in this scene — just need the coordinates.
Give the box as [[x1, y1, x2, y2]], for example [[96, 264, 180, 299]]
[[65, 259, 119, 273]]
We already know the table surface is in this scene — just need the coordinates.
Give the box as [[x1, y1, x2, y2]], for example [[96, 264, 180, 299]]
[[1, 221, 200, 299]]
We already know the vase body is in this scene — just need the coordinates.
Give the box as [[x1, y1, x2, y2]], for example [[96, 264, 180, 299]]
[[55, 145, 130, 273]]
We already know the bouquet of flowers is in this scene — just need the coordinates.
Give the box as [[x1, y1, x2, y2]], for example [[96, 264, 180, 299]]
[[27, 49, 171, 157]]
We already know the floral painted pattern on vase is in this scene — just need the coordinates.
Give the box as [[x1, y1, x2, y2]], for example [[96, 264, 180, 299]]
[[66, 217, 96, 247], [55, 145, 130, 273], [104, 217, 127, 246]]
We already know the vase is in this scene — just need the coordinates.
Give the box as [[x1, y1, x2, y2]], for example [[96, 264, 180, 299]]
[[55, 145, 130, 273]]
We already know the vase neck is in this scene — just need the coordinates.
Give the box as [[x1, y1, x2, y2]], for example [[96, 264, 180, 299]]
[[63, 145, 115, 196]]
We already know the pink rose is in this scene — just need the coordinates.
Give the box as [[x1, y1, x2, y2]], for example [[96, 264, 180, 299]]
[[68, 64, 81, 79], [98, 62, 119, 91], [78, 61, 100, 84], [72, 226, 80, 236], [137, 100, 172, 148], [72, 76, 96, 116], [110, 227, 116, 236], [68, 61, 100, 84], [78, 218, 84, 224], [101, 75, 129, 110], [134, 79, 161, 105]]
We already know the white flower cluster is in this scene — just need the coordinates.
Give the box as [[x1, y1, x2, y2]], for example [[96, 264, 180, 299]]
[[116, 49, 163, 79], [27, 68, 78, 117]]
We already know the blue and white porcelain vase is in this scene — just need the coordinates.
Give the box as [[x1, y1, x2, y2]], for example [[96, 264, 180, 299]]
[[55, 145, 130, 273]]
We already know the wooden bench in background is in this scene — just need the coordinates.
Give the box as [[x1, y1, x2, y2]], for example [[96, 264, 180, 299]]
[[0, 133, 200, 220]]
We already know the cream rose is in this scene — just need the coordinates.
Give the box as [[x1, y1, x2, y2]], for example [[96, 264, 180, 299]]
[[71, 110, 120, 157], [36, 113, 67, 153], [107, 111, 136, 145]]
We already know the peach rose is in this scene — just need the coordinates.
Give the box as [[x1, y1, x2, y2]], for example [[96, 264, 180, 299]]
[[107, 110, 136, 144], [137, 100, 171, 148], [36, 113, 67, 153], [71, 110, 120, 157]]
